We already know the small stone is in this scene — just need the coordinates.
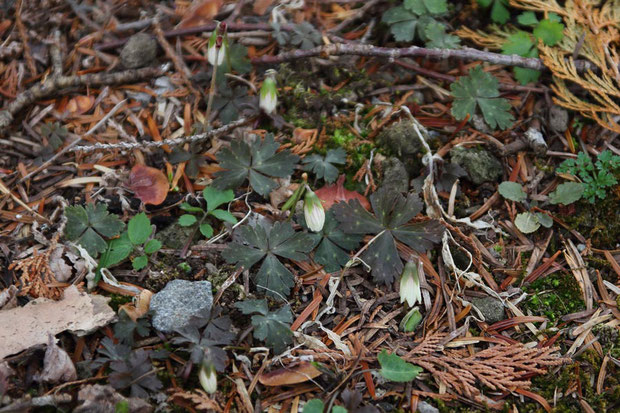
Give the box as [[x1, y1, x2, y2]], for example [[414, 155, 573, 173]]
[[472, 296, 505, 324], [471, 114, 492, 134], [417, 401, 439, 413], [548, 105, 569, 132], [381, 157, 409, 193], [150, 280, 213, 333], [376, 121, 424, 175], [120, 33, 157, 69], [450, 146, 503, 185]]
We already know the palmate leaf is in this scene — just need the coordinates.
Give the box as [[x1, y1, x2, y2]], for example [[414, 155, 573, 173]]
[[64, 203, 124, 257], [213, 134, 299, 197], [332, 188, 443, 285], [235, 299, 293, 354], [301, 210, 362, 273], [450, 66, 514, 130], [302, 148, 346, 183], [222, 221, 314, 297], [109, 349, 162, 398]]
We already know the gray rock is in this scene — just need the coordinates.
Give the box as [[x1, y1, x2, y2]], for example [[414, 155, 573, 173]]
[[472, 296, 505, 324], [450, 146, 503, 185], [381, 157, 409, 193], [376, 121, 424, 175], [471, 114, 492, 135], [150, 280, 213, 333], [417, 401, 439, 413], [549, 105, 569, 132], [120, 33, 157, 69]]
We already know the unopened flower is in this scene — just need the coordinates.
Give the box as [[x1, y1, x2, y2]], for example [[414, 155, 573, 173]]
[[207, 24, 228, 66], [304, 186, 325, 232], [259, 69, 278, 114], [400, 261, 421, 307], [198, 361, 217, 394], [400, 306, 422, 332]]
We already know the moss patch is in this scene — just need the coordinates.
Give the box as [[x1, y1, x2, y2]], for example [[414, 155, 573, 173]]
[[521, 272, 585, 322]]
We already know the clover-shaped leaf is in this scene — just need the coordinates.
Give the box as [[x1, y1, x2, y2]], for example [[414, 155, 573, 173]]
[[213, 85, 255, 125], [169, 143, 206, 178], [291, 22, 322, 50], [64, 203, 124, 257], [333, 188, 443, 285], [302, 148, 346, 183], [301, 210, 361, 273], [213, 134, 299, 197], [229, 43, 252, 74], [172, 310, 235, 372], [451, 66, 514, 130], [223, 221, 314, 297], [235, 299, 293, 354], [109, 349, 162, 398], [424, 21, 460, 49]]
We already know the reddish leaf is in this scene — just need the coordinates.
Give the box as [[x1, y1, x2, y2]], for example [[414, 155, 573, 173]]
[[128, 165, 169, 205], [315, 175, 370, 210], [258, 362, 321, 386]]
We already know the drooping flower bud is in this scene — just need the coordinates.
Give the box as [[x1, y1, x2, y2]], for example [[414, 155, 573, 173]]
[[400, 306, 422, 332], [198, 361, 217, 394], [207, 23, 228, 66], [259, 69, 278, 114], [304, 186, 325, 232], [400, 261, 421, 307]]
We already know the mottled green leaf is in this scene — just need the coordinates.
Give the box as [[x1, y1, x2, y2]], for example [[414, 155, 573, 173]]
[[549, 182, 585, 205], [514, 211, 540, 234], [251, 305, 293, 354], [302, 148, 346, 183], [498, 181, 527, 202]]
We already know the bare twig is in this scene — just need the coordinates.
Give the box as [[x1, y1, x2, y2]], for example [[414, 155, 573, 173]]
[[69, 117, 252, 153], [15, 0, 36, 76], [0, 65, 168, 129], [252, 43, 594, 72]]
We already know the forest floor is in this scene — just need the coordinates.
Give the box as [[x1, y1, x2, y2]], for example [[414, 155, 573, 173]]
[[0, 0, 619, 412]]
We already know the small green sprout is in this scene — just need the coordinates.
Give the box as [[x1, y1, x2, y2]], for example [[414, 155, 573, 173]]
[[178, 187, 238, 238]]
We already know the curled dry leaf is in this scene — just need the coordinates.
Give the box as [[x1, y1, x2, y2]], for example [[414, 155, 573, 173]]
[[315, 174, 370, 210], [66, 95, 95, 115], [128, 165, 169, 206], [35, 334, 78, 384], [258, 361, 322, 386], [119, 289, 153, 322]]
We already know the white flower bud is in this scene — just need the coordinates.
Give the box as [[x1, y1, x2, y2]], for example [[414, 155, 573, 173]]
[[400, 261, 421, 307], [198, 362, 217, 394], [304, 187, 325, 232], [207, 30, 227, 66], [259, 69, 278, 114]]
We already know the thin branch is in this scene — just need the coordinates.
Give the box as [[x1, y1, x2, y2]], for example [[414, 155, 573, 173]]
[[0, 65, 169, 129], [68, 117, 252, 153], [252, 43, 594, 72]]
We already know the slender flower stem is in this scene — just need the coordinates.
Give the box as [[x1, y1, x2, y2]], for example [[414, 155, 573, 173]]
[[204, 46, 220, 130]]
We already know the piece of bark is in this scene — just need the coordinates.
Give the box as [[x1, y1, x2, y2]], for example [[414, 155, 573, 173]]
[[0, 285, 116, 359]]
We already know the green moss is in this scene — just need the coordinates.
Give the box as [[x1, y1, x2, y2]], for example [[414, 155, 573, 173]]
[[107, 294, 132, 312], [522, 272, 585, 322], [561, 195, 620, 248]]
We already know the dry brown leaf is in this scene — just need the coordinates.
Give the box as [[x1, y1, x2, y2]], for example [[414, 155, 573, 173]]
[[35, 334, 77, 384], [0, 285, 116, 359], [178, 0, 223, 28], [128, 164, 169, 206], [66, 95, 95, 115], [258, 362, 322, 386], [253, 0, 274, 15]]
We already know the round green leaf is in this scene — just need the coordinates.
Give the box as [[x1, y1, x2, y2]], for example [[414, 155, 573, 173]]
[[128, 212, 152, 245], [132, 255, 148, 270], [498, 181, 527, 202], [200, 223, 214, 238], [536, 212, 553, 228], [144, 239, 162, 254], [549, 182, 584, 205], [514, 211, 540, 234], [302, 399, 324, 413], [178, 214, 197, 226]]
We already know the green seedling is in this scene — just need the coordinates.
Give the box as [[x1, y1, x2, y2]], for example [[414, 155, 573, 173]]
[[178, 186, 238, 238]]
